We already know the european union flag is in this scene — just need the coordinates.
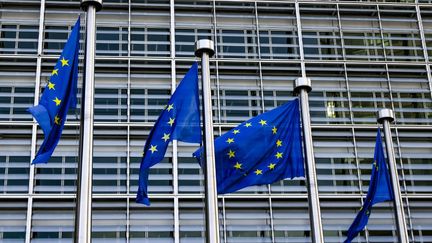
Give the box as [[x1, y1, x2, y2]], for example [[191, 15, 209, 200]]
[[136, 62, 201, 205], [194, 99, 304, 194], [344, 128, 394, 243], [27, 18, 80, 164]]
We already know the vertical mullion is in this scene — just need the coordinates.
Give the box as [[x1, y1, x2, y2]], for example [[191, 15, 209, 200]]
[[125, 2, 131, 243], [336, 4, 346, 61], [170, 1, 179, 243], [350, 127, 369, 242], [377, 5, 396, 115], [416, 4, 432, 97], [254, 2, 265, 114], [343, 65, 355, 124], [254, 2, 274, 242], [26, 1, 46, 242], [212, 0, 222, 126], [268, 197, 275, 243], [222, 197, 227, 243], [295, 1, 306, 78]]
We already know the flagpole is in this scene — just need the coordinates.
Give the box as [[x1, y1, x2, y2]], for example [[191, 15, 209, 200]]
[[294, 77, 324, 243], [195, 39, 220, 243], [75, 1, 102, 243], [377, 109, 409, 243]]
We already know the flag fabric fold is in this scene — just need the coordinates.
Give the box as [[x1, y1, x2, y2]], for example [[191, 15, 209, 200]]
[[194, 98, 304, 194], [28, 18, 80, 164], [344, 128, 394, 243], [136, 62, 201, 205]]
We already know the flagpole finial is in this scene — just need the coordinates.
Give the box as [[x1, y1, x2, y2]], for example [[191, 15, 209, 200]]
[[195, 39, 215, 58], [377, 108, 394, 124], [81, 0, 103, 12], [293, 77, 312, 95]]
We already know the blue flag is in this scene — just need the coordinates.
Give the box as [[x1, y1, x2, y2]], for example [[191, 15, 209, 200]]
[[136, 62, 201, 205], [28, 18, 80, 164], [194, 99, 304, 194], [344, 128, 394, 243]]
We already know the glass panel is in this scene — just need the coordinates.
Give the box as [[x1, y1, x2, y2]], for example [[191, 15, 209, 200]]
[[92, 199, 127, 242], [131, 1, 170, 57], [130, 199, 174, 242], [130, 60, 171, 122], [216, 2, 258, 59], [31, 199, 75, 242], [346, 64, 391, 124], [339, 5, 384, 61], [175, 0, 213, 57], [93, 127, 128, 194], [301, 4, 343, 60], [94, 59, 128, 122], [44, 3, 82, 55], [96, 6, 128, 56], [224, 199, 272, 242], [257, 2, 299, 60], [0, 199, 27, 241], [306, 63, 350, 124], [0, 126, 31, 193], [218, 61, 261, 124], [0, 2, 39, 54], [0, 57, 36, 121], [380, 6, 424, 62]]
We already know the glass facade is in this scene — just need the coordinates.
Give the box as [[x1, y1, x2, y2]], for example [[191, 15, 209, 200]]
[[0, 0, 431, 242]]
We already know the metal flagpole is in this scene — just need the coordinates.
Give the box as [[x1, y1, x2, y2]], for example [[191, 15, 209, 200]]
[[74, 1, 102, 242], [195, 39, 220, 243], [294, 78, 324, 243], [377, 109, 409, 243]]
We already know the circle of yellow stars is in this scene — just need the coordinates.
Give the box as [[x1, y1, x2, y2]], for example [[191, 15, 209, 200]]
[[226, 119, 284, 177]]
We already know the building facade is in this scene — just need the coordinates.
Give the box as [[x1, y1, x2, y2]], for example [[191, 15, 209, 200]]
[[0, 0, 432, 242]]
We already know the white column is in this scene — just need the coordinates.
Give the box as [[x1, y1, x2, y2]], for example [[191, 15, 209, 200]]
[[294, 77, 324, 243], [74, 1, 102, 242], [195, 39, 220, 243], [377, 109, 409, 243]]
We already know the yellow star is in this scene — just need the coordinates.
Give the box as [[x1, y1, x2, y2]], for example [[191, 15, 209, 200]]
[[373, 161, 379, 171], [166, 104, 174, 112], [227, 150, 235, 158], [234, 162, 242, 170], [276, 140, 282, 147], [272, 126, 277, 134], [168, 117, 175, 126], [232, 129, 240, 135], [53, 97, 61, 106], [60, 57, 69, 67], [268, 163, 276, 170], [54, 115, 61, 125], [259, 119, 267, 126], [275, 152, 283, 159], [162, 133, 170, 142], [52, 69, 59, 76], [254, 169, 263, 175], [244, 122, 252, 127], [47, 82, 55, 90], [226, 138, 234, 144], [149, 145, 158, 153]]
